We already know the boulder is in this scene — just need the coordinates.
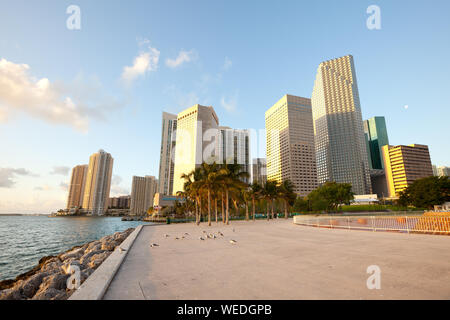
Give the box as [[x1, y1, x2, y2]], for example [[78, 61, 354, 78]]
[[32, 288, 65, 300], [38, 273, 69, 292], [17, 272, 49, 298], [41, 260, 63, 273], [88, 251, 111, 269], [101, 240, 119, 251], [0, 287, 24, 300], [80, 249, 106, 266]]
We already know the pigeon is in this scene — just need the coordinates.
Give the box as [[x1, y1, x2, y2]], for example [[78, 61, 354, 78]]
[[181, 236, 185, 239], [175, 237, 180, 240], [218, 231, 224, 237], [164, 234, 170, 238], [199, 237, 205, 241], [150, 243, 159, 248], [229, 240, 237, 244]]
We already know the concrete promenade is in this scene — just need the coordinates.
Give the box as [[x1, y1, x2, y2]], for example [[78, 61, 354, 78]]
[[103, 219, 450, 300]]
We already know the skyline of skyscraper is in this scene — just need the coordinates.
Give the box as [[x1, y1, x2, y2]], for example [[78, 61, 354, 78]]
[[252, 158, 267, 186], [130, 175, 158, 215], [311, 55, 372, 195], [172, 104, 220, 195], [82, 149, 114, 215], [217, 126, 250, 183], [265, 94, 318, 197], [66, 164, 88, 209], [158, 112, 177, 196], [364, 116, 389, 170]]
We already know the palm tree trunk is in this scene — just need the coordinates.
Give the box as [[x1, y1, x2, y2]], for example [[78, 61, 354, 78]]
[[215, 198, 218, 224], [252, 197, 256, 221], [266, 200, 269, 221], [271, 200, 274, 219], [195, 198, 199, 224], [208, 189, 211, 226], [245, 202, 249, 221], [225, 189, 229, 225], [221, 193, 225, 223], [284, 200, 288, 219], [198, 196, 202, 225]]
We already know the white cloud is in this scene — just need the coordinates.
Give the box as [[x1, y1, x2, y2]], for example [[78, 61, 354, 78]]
[[223, 57, 232, 70], [166, 50, 196, 69], [0, 58, 124, 133], [0, 168, 38, 188], [60, 182, 69, 191], [220, 93, 238, 113], [121, 44, 160, 85], [35, 185, 51, 191], [50, 166, 70, 176], [110, 175, 129, 196]]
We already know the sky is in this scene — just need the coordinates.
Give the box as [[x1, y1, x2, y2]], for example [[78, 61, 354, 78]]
[[0, 0, 449, 213]]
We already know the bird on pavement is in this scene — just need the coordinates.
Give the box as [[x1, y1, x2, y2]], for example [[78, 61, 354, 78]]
[[150, 243, 159, 248], [229, 240, 237, 244], [199, 237, 205, 241]]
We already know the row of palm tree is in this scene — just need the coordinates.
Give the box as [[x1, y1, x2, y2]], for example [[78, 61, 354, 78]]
[[176, 162, 297, 226]]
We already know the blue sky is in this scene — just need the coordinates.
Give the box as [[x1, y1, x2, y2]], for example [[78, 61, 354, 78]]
[[0, 0, 449, 213]]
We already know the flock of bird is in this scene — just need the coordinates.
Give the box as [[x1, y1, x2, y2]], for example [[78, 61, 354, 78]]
[[150, 228, 237, 248]]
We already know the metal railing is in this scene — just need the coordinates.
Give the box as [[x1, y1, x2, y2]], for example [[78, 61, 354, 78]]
[[293, 215, 450, 235]]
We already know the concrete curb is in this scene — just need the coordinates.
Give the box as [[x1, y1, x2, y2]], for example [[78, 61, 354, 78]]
[[69, 224, 144, 300]]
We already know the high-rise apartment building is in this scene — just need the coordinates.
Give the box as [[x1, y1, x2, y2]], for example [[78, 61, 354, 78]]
[[130, 175, 158, 215], [172, 104, 219, 194], [82, 150, 114, 215], [311, 55, 372, 195], [364, 116, 389, 169], [66, 164, 88, 209], [265, 94, 318, 196], [158, 112, 177, 195], [382, 144, 433, 197], [217, 126, 250, 183], [252, 158, 267, 186], [108, 195, 131, 209], [434, 166, 450, 177]]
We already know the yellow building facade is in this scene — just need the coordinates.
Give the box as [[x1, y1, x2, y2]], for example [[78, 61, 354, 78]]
[[382, 144, 433, 198]]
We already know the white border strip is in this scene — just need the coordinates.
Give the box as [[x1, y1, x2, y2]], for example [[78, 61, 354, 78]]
[[69, 224, 144, 300]]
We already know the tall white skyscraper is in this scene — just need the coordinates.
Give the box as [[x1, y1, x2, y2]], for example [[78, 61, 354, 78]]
[[172, 104, 219, 194], [130, 175, 158, 215], [217, 126, 250, 183], [66, 164, 88, 209], [311, 55, 372, 195], [158, 112, 177, 195], [265, 94, 318, 196], [82, 149, 114, 215]]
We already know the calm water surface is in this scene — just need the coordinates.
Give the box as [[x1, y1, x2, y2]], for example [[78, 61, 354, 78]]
[[0, 215, 150, 281]]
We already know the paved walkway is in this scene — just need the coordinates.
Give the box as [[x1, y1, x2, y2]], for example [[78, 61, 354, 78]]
[[103, 219, 450, 300]]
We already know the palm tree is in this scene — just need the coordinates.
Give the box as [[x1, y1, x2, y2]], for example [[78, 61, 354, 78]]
[[278, 180, 296, 219], [249, 182, 263, 221], [180, 167, 203, 225], [262, 180, 278, 220], [198, 162, 221, 226], [217, 163, 250, 225], [241, 186, 252, 221]]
